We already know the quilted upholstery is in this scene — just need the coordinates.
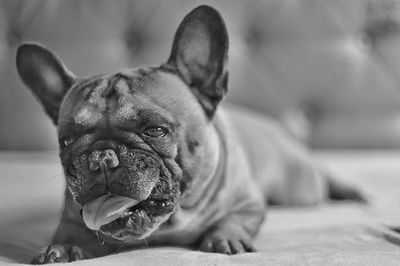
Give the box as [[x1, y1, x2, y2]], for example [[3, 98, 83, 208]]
[[1, 0, 400, 149]]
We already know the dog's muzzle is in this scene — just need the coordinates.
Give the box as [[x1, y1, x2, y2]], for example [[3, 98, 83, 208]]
[[66, 145, 173, 206]]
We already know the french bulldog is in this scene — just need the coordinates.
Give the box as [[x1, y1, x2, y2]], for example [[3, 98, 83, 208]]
[[16, 5, 362, 264]]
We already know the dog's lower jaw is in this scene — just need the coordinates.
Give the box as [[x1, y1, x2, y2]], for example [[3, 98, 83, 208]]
[[98, 210, 175, 243], [90, 176, 181, 242]]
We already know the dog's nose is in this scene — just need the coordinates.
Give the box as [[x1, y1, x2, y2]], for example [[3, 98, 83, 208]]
[[88, 149, 119, 172]]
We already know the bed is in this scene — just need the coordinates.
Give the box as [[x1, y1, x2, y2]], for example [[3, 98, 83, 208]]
[[0, 151, 399, 265]]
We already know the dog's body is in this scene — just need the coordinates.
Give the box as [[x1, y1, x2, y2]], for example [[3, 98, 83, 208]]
[[49, 101, 324, 259], [16, 6, 359, 264]]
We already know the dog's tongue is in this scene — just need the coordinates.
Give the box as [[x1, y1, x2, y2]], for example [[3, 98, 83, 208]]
[[82, 194, 139, 230]]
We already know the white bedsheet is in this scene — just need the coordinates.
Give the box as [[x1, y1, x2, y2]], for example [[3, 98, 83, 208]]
[[0, 151, 399, 265]]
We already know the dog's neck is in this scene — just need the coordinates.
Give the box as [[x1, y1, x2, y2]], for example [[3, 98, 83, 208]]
[[179, 120, 226, 209]]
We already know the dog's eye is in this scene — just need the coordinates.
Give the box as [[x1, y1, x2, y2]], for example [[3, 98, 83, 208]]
[[61, 138, 74, 147], [143, 127, 168, 138]]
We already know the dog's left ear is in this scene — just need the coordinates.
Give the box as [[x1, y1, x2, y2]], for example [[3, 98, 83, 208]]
[[166, 5, 228, 117], [16, 43, 76, 125]]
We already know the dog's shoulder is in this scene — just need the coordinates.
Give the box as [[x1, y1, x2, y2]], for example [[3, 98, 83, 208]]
[[215, 104, 291, 156]]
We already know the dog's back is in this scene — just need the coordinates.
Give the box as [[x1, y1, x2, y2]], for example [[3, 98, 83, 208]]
[[218, 104, 327, 205]]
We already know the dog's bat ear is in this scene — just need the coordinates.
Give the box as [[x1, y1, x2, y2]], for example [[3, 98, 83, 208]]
[[16, 43, 76, 125], [166, 5, 228, 118]]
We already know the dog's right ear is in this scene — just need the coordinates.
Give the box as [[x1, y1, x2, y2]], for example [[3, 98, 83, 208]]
[[16, 43, 76, 125]]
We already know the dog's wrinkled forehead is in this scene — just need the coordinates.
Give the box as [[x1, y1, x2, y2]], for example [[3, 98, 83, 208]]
[[59, 67, 176, 129]]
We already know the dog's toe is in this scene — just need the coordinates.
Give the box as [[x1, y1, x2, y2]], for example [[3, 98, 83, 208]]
[[30, 245, 89, 264], [200, 235, 256, 255]]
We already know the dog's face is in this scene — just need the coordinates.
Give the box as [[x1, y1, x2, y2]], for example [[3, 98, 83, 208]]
[[16, 6, 228, 241]]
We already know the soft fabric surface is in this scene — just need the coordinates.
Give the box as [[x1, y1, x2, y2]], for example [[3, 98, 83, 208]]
[[0, 151, 400, 265]]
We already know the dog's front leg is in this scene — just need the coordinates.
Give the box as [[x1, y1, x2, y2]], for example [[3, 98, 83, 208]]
[[199, 199, 266, 255], [30, 217, 96, 264], [30, 193, 114, 264], [30, 243, 90, 264]]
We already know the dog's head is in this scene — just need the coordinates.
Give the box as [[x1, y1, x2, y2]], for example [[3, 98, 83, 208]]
[[16, 6, 228, 241]]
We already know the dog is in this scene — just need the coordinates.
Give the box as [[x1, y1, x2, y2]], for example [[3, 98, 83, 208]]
[[16, 5, 362, 264]]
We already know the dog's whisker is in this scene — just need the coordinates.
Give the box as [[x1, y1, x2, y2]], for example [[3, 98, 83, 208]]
[[96, 231, 105, 245], [44, 172, 64, 183], [57, 118, 78, 124]]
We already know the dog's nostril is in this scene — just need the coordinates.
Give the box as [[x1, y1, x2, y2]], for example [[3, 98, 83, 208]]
[[88, 149, 119, 172], [103, 149, 119, 168], [89, 161, 100, 171]]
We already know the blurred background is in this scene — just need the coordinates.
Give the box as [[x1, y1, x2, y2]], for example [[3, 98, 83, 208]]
[[2, 0, 400, 150]]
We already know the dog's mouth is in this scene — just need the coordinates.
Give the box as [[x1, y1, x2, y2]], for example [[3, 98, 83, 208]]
[[65, 145, 182, 241], [98, 195, 176, 240], [82, 177, 180, 242]]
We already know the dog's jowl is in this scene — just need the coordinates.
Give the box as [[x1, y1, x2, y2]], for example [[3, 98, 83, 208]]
[[16, 5, 361, 264]]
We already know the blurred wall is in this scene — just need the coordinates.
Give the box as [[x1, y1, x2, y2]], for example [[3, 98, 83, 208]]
[[2, 0, 400, 150]]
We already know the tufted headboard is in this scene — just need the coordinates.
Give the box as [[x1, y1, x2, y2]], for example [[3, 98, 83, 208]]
[[1, 0, 400, 149]]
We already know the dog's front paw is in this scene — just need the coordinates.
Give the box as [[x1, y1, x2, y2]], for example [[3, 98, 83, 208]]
[[199, 232, 256, 255], [30, 245, 90, 264]]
